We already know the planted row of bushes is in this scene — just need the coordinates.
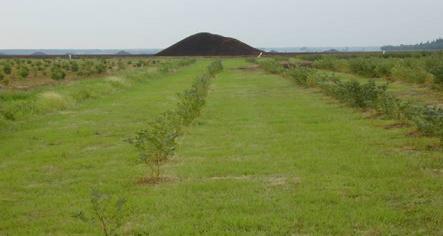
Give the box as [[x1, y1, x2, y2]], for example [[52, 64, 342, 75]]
[[307, 53, 443, 86], [130, 61, 223, 178], [0, 58, 161, 86], [258, 60, 443, 141]]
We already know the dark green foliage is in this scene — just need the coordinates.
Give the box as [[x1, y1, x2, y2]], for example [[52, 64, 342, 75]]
[[3, 64, 12, 75], [257, 60, 285, 74], [313, 56, 342, 71], [309, 53, 442, 84], [18, 66, 29, 79], [382, 38, 443, 51], [299, 54, 323, 61], [428, 62, 443, 84], [95, 63, 106, 74], [131, 111, 182, 177], [406, 106, 443, 140], [348, 58, 384, 78], [326, 80, 387, 108], [288, 67, 314, 86], [70, 61, 79, 72], [51, 67, 66, 80], [207, 60, 223, 76]]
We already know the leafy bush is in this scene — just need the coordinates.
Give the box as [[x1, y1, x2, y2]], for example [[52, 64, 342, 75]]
[[391, 63, 433, 84], [70, 61, 79, 72], [405, 105, 443, 140], [348, 58, 378, 77], [257, 60, 285, 74], [95, 62, 106, 74], [207, 60, 223, 76], [324, 80, 387, 108], [428, 63, 443, 84], [3, 64, 12, 75], [18, 66, 29, 79], [74, 189, 127, 236], [313, 56, 344, 71], [131, 111, 182, 177], [51, 67, 66, 80], [288, 67, 314, 87]]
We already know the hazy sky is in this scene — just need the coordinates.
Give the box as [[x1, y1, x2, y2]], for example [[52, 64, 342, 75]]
[[1, 0, 442, 49]]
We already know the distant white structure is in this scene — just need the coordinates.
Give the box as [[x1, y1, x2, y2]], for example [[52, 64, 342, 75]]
[[257, 52, 263, 58]]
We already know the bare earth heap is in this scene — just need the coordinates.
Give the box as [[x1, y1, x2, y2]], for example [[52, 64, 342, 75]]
[[156, 32, 262, 56]]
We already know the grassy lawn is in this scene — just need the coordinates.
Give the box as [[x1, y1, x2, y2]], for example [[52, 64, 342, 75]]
[[1, 58, 442, 235]]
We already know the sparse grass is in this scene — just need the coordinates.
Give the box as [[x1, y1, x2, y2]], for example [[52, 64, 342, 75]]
[[0, 58, 442, 235]]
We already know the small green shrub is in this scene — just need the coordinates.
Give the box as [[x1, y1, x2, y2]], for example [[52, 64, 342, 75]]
[[258, 60, 284, 74], [3, 64, 12, 75], [73, 189, 127, 236], [70, 61, 79, 72], [131, 111, 182, 177], [322, 79, 387, 109], [429, 63, 443, 84], [95, 63, 106, 74], [391, 63, 433, 83], [51, 67, 66, 80], [207, 60, 223, 76], [405, 105, 443, 140], [348, 58, 378, 77], [288, 67, 314, 87], [313, 56, 342, 71], [18, 66, 29, 79]]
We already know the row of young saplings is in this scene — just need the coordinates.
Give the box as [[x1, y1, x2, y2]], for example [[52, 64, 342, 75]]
[[130, 60, 223, 179], [72, 59, 200, 235], [0, 58, 163, 85], [258, 59, 443, 143], [300, 53, 443, 87]]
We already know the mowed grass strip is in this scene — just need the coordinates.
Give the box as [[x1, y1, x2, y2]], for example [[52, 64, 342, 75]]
[[132, 59, 441, 235], [0, 60, 210, 234]]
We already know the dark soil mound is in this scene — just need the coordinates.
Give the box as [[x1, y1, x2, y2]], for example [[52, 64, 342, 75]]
[[31, 51, 47, 56], [116, 50, 131, 55], [157, 32, 262, 56]]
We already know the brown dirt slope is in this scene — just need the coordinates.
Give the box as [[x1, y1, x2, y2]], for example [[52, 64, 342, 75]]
[[156, 32, 262, 56]]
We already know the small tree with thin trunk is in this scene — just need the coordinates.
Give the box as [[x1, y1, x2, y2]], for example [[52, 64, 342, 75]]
[[131, 111, 181, 178]]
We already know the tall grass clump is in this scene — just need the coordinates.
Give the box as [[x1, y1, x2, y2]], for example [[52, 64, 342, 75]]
[[130, 61, 223, 180], [36, 91, 72, 112]]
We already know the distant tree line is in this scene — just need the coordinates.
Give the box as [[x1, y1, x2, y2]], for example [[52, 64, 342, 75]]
[[382, 38, 443, 51]]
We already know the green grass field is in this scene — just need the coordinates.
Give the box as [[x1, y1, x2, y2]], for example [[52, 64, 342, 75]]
[[1, 58, 442, 235]]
